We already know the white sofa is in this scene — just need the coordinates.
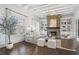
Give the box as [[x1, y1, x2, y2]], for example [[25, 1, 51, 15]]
[[37, 37, 61, 49]]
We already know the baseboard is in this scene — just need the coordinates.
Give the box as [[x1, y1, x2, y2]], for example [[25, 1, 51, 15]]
[[0, 39, 24, 48], [13, 39, 24, 44], [59, 47, 76, 51]]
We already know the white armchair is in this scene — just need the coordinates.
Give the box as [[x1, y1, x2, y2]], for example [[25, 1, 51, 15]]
[[37, 38, 45, 47], [47, 38, 56, 49]]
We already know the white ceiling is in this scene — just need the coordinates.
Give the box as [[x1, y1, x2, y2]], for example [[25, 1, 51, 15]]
[[0, 4, 79, 16], [19, 4, 79, 16]]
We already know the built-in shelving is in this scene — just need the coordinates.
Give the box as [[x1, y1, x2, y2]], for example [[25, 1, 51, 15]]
[[39, 17, 47, 36], [60, 17, 72, 38]]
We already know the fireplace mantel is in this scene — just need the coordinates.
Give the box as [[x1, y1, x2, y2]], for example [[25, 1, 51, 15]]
[[47, 27, 60, 29]]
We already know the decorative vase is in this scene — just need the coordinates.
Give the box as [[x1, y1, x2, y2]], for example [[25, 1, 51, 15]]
[[6, 43, 13, 49]]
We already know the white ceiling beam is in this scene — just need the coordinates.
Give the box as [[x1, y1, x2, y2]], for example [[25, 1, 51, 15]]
[[24, 4, 47, 10], [32, 8, 74, 17], [30, 4, 49, 10], [36, 8, 74, 14], [32, 5, 75, 13], [34, 10, 73, 16]]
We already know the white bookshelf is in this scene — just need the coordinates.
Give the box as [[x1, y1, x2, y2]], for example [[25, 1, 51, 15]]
[[39, 17, 47, 37], [60, 17, 72, 38]]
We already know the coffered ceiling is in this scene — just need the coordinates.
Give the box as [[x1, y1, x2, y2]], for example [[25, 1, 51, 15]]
[[19, 4, 79, 16]]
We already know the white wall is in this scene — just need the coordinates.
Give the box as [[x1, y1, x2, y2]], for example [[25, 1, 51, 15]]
[[0, 5, 30, 48], [0, 8, 6, 48], [74, 9, 79, 41]]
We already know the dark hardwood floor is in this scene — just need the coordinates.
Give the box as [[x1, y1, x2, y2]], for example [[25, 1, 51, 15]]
[[0, 41, 78, 55]]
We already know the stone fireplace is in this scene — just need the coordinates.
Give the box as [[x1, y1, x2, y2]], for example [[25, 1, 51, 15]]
[[47, 27, 60, 38], [51, 32, 57, 36]]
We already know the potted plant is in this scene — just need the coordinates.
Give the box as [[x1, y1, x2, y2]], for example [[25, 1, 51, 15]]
[[6, 16, 18, 49]]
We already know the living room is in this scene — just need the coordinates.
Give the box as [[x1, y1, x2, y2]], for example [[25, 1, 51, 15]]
[[0, 4, 79, 55]]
